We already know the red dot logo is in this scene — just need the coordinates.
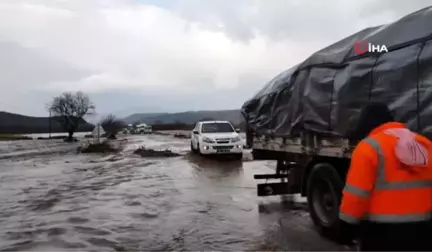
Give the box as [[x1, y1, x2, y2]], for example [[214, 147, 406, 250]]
[[354, 41, 368, 55]]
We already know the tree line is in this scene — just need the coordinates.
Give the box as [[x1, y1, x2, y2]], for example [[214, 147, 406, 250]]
[[48, 91, 125, 141], [47, 91, 245, 142]]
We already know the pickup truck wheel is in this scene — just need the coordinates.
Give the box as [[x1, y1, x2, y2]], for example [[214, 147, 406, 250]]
[[307, 163, 344, 241], [196, 143, 201, 155], [190, 142, 196, 153]]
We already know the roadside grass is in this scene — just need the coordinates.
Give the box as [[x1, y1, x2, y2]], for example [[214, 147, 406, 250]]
[[0, 134, 32, 141]]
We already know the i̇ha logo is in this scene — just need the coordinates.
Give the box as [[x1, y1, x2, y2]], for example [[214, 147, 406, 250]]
[[354, 41, 388, 55]]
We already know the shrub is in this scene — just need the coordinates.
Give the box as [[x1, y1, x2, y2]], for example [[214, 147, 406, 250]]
[[100, 114, 126, 139], [78, 142, 118, 153], [133, 146, 181, 157]]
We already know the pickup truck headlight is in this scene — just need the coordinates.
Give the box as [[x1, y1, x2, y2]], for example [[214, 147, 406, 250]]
[[202, 136, 215, 143], [231, 136, 241, 142]]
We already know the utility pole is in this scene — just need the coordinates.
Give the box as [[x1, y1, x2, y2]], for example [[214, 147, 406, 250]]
[[97, 124, 100, 143], [49, 110, 52, 139]]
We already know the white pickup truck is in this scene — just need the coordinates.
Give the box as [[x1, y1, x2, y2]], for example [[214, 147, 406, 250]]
[[135, 123, 152, 134], [190, 120, 243, 159]]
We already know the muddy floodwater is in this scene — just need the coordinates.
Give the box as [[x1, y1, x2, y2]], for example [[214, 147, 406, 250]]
[[0, 133, 346, 251]]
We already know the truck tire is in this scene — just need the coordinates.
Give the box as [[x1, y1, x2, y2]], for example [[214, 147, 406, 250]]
[[306, 163, 344, 241], [245, 125, 253, 149], [196, 143, 201, 155], [190, 142, 196, 153]]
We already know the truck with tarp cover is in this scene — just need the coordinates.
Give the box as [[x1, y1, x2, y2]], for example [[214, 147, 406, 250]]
[[241, 6, 432, 238]]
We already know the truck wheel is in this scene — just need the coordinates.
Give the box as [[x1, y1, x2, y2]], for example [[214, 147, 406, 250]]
[[190, 142, 196, 153], [196, 143, 201, 155], [307, 163, 344, 241]]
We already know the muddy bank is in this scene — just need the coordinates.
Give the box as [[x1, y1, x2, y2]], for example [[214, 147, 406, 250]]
[[0, 134, 32, 141], [173, 133, 190, 139], [133, 146, 181, 157], [78, 142, 119, 154], [37, 136, 65, 140], [153, 131, 171, 136]]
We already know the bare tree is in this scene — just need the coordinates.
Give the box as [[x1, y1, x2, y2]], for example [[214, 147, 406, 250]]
[[133, 121, 141, 127], [100, 114, 126, 139], [48, 91, 95, 142]]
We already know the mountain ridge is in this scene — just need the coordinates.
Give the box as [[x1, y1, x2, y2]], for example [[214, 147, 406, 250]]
[[0, 109, 245, 134], [123, 109, 243, 125], [0, 111, 94, 134]]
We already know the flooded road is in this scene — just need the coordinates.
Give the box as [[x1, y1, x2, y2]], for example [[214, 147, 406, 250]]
[[0, 133, 346, 251]]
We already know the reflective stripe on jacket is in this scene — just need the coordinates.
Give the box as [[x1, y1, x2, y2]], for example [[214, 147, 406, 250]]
[[340, 122, 432, 224]]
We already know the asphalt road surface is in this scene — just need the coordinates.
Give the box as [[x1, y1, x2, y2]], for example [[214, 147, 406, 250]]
[[0, 132, 347, 251]]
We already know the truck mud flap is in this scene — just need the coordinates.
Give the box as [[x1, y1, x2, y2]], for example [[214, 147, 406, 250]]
[[257, 182, 290, 196]]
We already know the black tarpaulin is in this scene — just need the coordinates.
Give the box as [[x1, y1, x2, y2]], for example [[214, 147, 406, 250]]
[[241, 6, 432, 139]]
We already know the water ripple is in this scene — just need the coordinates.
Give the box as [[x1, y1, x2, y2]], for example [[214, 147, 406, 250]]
[[0, 133, 345, 251]]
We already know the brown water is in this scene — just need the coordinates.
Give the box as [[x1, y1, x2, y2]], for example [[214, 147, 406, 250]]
[[0, 133, 346, 251]]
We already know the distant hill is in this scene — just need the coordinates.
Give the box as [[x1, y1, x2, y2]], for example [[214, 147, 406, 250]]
[[123, 113, 168, 124], [123, 109, 243, 125], [0, 111, 94, 134]]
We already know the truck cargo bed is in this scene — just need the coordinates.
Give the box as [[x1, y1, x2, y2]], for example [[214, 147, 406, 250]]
[[241, 6, 432, 140], [251, 132, 354, 158]]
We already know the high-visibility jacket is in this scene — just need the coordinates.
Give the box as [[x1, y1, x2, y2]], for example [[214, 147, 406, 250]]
[[340, 122, 432, 224]]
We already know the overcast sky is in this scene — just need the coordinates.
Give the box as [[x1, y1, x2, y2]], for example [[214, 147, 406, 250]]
[[0, 0, 431, 118]]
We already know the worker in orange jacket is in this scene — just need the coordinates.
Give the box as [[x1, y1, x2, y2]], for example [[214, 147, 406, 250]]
[[338, 102, 432, 251]]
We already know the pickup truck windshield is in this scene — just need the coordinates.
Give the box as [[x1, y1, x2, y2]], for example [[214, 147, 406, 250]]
[[201, 123, 234, 133]]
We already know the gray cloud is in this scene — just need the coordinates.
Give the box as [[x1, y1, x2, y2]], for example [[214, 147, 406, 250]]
[[0, 40, 92, 114], [173, 0, 416, 43], [0, 0, 430, 117], [358, 0, 432, 18]]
